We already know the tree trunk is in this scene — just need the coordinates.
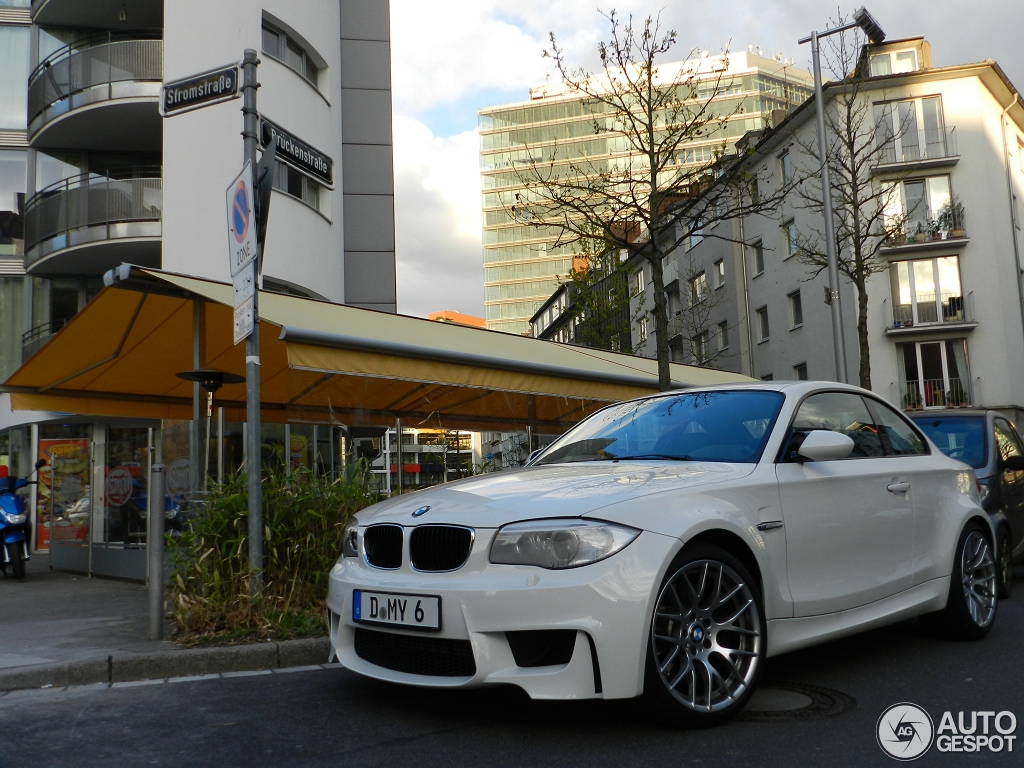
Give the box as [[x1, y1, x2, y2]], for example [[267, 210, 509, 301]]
[[856, 282, 871, 390], [649, 254, 672, 390]]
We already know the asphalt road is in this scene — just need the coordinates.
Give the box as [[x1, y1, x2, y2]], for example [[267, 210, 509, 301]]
[[2, 572, 1022, 768]]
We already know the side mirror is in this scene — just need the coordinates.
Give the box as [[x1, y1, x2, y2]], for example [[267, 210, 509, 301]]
[[1002, 455, 1024, 472], [526, 449, 543, 465], [35, 459, 48, 470], [797, 430, 855, 462]]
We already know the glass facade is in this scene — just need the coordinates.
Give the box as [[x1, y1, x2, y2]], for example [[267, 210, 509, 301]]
[[0, 24, 28, 130], [479, 60, 814, 334]]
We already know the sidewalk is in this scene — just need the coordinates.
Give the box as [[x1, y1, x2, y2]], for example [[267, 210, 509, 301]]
[[0, 556, 331, 690]]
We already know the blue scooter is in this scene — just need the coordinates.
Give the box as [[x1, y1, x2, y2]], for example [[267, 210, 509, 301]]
[[0, 458, 46, 581]]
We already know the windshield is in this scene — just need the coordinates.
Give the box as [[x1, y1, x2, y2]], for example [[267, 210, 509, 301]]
[[912, 416, 987, 469], [536, 390, 785, 465]]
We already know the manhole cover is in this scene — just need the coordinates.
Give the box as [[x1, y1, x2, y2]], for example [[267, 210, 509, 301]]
[[738, 682, 856, 722]]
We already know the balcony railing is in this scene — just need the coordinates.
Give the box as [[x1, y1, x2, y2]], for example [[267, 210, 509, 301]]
[[883, 203, 967, 249], [900, 377, 972, 410], [888, 290, 974, 330], [28, 32, 162, 129], [24, 169, 162, 265], [875, 126, 958, 167]]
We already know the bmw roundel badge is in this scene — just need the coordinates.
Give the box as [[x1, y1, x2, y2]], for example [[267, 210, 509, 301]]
[[412, 506, 430, 518]]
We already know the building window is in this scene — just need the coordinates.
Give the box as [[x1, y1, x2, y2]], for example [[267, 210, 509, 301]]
[[760, 373, 774, 381], [689, 272, 708, 305], [749, 178, 760, 204], [1019, 139, 1024, 174], [887, 175, 955, 241], [788, 290, 803, 328], [713, 259, 725, 288], [637, 316, 648, 342], [756, 306, 769, 342], [691, 330, 710, 364], [869, 49, 918, 77], [634, 269, 645, 296], [262, 22, 320, 87], [890, 256, 963, 327], [688, 219, 704, 250], [793, 363, 808, 380], [274, 161, 322, 211], [718, 320, 729, 351], [0, 25, 29, 130], [783, 220, 798, 258], [874, 97, 947, 164], [779, 151, 793, 184], [752, 240, 764, 275], [899, 339, 970, 409]]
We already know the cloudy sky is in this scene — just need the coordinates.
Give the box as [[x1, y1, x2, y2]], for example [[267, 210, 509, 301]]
[[389, 0, 1023, 319]]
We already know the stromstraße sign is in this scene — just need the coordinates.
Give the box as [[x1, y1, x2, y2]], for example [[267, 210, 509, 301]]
[[161, 64, 239, 117]]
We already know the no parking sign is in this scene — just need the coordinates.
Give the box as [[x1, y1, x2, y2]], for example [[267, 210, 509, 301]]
[[226, 162, 257, 344]]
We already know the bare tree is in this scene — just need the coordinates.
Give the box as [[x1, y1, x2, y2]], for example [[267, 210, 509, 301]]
[[670, 247, 735, 369], [504, 10, 790, 389], [793, 20, 915, 389]]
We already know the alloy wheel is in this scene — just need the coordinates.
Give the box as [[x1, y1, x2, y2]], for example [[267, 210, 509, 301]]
[[651, 559, 761, 713], [961, 531, 997, 627]]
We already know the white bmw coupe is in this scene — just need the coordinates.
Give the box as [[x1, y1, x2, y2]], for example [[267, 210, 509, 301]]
[[326, 382, 997, 726]]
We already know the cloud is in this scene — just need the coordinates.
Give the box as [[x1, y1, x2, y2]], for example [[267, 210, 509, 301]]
[[393, 116, 484, 318]]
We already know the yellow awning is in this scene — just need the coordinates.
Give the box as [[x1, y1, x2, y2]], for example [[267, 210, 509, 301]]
[[3, 268, 750, 432]]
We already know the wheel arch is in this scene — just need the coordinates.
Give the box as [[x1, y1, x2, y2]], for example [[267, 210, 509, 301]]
[[682, 528, 764, 599]]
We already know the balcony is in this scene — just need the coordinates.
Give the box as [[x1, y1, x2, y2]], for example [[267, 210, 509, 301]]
[[900, 377, 972, 411], [32, 1, 163, 29], [881, 203, 967, 254], [872, 126, 959, 175], [24, 169, 162, 276], [28, 32, 162, 151], [21, 318, 68, 360], [883, 291, 976, 335]]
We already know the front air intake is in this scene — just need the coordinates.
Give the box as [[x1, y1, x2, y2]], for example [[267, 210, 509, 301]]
[[363, 524, 403, 569], [409, 525, 473, 572]]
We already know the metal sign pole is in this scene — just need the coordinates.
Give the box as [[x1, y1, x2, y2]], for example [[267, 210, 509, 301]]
[[241, 49, 263, 593], [148, 463, 165, 640]]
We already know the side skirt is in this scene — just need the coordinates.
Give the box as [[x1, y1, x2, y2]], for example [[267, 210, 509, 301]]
[[766, 577, 950, 658]]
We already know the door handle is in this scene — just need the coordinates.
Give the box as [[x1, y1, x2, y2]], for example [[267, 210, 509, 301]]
[[887, 481, 911, 494]]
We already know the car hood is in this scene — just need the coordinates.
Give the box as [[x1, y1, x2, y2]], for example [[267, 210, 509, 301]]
[[356, 461, 756, 528]]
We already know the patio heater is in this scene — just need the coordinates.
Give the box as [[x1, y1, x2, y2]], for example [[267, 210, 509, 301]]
[[176, 369, 245, 491], [798, 7, 886, 383]]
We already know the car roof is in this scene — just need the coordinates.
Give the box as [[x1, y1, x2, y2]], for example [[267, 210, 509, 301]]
[[907, 410, 991, 419]]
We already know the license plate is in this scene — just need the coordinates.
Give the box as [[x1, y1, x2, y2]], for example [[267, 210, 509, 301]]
[[352, 590, 441, 631]]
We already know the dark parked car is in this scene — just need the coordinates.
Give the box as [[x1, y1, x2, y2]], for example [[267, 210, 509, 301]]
[[911, 410, 1024, 598]]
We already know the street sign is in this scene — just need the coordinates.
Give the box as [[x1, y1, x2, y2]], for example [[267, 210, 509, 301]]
[[233, 267, 255, 307], [234, 294, 255, 346], [226, 161, 257, 278], [161, 64, 239, 117]]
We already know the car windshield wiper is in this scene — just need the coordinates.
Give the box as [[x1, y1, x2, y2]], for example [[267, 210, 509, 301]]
[[606, 453, 694, 462]]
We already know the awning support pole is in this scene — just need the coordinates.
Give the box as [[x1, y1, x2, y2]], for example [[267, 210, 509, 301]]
[[395, 418, 403, 495]]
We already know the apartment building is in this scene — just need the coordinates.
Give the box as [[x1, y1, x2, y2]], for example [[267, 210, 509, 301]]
[[632, 36, 1024, 421], [478, 51, 813, 335], [0, 0, 398, 577]]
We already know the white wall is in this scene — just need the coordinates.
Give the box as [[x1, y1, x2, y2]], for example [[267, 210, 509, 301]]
[[162, 0, 345, 302]]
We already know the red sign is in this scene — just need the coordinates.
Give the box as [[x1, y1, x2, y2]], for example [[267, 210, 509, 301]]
[[104, 466, 134, 507]]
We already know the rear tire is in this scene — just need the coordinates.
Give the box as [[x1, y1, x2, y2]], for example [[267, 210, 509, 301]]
[[641, 544, 765, 728], [996, 526, 1013, 600], [921, 522, 996, 640], [6, 542, 25, 581]]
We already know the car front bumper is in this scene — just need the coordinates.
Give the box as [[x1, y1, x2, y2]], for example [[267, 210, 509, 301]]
[[326, 529, 677, 700]]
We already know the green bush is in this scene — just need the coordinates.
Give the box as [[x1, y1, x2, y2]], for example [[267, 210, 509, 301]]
[[168, 463, 380, 645]]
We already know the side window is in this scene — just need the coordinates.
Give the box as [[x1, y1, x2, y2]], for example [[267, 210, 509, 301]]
[[994, 419, 1024, 462], [867, 398, 929, 455], [787, 392, 886, 459]]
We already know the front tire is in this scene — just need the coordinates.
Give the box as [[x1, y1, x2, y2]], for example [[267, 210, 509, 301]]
[[996, 526, 1013, 600], [642, 544, 765, 728], [6, 542, 25, 581], [921, 522, 997, 640]]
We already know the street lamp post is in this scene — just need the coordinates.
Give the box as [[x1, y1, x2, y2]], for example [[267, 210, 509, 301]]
[[798, 7, 885, 384]]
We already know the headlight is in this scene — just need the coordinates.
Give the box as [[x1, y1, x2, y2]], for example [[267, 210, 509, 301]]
[[1, 511, 26, 525], [489, 518, 640, 569], [342, 518, 360, 558]]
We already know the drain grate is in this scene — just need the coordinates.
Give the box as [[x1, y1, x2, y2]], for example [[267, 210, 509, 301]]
[[738, 682, 856, 722]]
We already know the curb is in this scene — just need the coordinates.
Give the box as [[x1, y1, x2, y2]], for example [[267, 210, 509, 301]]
[[0, 636, 333, 692]]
